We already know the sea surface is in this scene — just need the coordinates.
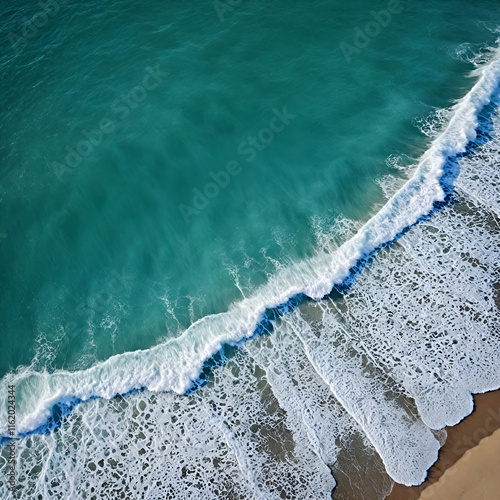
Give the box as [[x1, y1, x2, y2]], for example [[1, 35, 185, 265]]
[[1, 0, 500, 498]]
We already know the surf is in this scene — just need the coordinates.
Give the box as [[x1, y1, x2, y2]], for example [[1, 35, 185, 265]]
[[2, 46, 500, 454]]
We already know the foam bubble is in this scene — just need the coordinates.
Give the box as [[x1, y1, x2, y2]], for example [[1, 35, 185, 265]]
[[246, 326, 394, 498], [333, 196, 500, 429], [1, 350, 338, 499]]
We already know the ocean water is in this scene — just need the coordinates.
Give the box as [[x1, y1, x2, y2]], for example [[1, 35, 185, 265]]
[[0, 0, 500, 498]]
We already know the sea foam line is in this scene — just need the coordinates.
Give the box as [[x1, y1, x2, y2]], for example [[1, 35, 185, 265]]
[[2, 49, 500, 440]]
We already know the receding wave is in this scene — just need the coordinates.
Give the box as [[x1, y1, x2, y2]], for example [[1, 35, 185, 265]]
[[1, 48, 500, 496]]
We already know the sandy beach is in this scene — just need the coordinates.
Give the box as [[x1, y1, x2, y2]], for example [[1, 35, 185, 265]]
[[387, 390, 500, 500], [418, 428, 500, 499]]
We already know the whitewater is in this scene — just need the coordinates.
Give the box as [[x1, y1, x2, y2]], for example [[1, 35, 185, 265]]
[[1, 46, 500, 498]]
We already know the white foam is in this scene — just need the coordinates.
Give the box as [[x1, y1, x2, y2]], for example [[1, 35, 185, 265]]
[[0, 349, 336, 499], [455, 129, 500, 217], [281, 307, 441, 486], [0, 390, 255, 499], [333, 198, 500, 430], [203, 350, 336, 499], [246, 326, 394, 498]]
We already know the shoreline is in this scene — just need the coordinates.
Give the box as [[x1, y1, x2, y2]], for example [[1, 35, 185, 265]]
[[419, 427, 500, 499], [387, 390, 500, 500]]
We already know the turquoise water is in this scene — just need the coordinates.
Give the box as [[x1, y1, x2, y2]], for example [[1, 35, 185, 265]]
[[1, 0, 500, 497], [1, 0, 498, 375]]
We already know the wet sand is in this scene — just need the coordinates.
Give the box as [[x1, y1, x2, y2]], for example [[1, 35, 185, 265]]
[[387, 390, 500, 500]]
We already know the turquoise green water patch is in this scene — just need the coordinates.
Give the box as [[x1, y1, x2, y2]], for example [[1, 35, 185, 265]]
[[0, 0, 499, 377]]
